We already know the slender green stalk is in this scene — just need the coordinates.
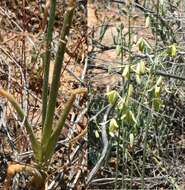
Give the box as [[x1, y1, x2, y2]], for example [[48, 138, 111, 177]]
[[127, 2, 133, 189], [115, 121, 120, 189], [0, 1, 81, 188], [141, 1, 160, 189], [42, 0, 57, 127], [115, 22, 125, 190], [0, 89, 41, 161], [42, 88, 87, 165], [41, 2, 76, 149]]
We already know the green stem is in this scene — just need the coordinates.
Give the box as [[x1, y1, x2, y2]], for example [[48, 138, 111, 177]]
[[41, 3, 76, 149], [42, 0, 57, 127], [42, 88, 87, 165]]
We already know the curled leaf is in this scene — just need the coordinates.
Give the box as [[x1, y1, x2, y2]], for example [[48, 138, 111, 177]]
[[117, 98, 127, 112], [129, 133, 134, 148], [109, 118, 119, 137], [121, 110, 137, 125], [136, 61, 145, 75], [127, 84, 134, 98], [136, 74, 141, 84], [156, 76, 163, 86], [106, 90, 119, 105], [122, 65, 130, 80], [167, 44, 177, 57], [137, 37, 152, 52], [137, 37, 145, 52], [155, 86, 161, 98], [145, 16, 150, 28], [95, 130, 100, 138]]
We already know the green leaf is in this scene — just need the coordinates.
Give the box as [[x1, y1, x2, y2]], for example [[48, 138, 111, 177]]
[[167, 44, 177, 57], [137, 37, 152, 52], [42, 88, 87, 164], [127, 84, 134, 98], [109, 118, 119, 137], [156, 76, 163, 86], [136, 61, 145, 75], [122, 65, 130, 80], [145, 16, 150, 28], [129, 111, 137, 125], [153, 98, 162, 112], [117, 99, 127, 112], [95, 130, 100, 138], [121, 110, 137, 125], [155, 86, 161, 98], [136, 74, 141, 84], [106, 90, 119, 105], [137, 37, 145, 52], [129, 133, 134, 148]]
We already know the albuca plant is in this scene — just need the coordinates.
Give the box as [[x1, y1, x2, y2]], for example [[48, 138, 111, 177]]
[[0, 0, 86, 189]]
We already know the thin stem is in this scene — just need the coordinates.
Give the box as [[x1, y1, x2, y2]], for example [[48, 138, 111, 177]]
[[41, 3, 76, 150], [42, 88, 87, 165], [42, 0, 56, 127]]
